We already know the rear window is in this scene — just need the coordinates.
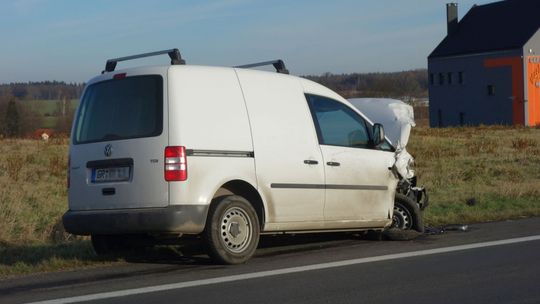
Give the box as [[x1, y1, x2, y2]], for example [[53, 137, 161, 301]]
[[74, 75, 163, 144]]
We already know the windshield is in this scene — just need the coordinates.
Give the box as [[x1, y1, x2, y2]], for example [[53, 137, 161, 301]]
[[74, 75, 163, 144]]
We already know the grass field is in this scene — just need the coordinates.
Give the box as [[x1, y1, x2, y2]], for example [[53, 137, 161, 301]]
[[24, 99, 79, 129], [408, 126, 540, 225], [25, 99, 79, 116], [0, 126, 539, 278]]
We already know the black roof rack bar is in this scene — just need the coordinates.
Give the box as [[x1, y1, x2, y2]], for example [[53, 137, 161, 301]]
[[103, 48, 185, 73], [235, 59, 289, 74]]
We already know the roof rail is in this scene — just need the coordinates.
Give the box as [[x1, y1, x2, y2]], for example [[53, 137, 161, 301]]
[[235, 59, 289, 74], [102, 48, 186, 74]]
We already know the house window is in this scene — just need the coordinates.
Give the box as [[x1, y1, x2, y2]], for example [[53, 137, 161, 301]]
[[458, 71, 464, 84], [447, 72, 453, 85], [429, 73, 434, 85], [439, 73, 445, 85], [487, 85, 495, 96]]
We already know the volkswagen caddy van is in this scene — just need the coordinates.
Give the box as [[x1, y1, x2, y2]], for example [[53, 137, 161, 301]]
[[63, 49, 418, 264]]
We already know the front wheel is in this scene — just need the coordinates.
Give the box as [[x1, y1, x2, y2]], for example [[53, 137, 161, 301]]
[[203, 195, 260, 264], [390, 193, 424, 233]]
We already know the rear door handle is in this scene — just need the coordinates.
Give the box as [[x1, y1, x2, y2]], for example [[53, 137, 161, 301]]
[[326, 162, 340, 167], [304, 160, 319, 165]]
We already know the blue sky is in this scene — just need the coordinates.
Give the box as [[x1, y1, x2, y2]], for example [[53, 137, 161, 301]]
[[0, 0, 493, 83]]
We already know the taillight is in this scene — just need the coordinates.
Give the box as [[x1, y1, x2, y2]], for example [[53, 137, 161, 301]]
[[165, 146, 187, 181], [67, 154, 70, 188]]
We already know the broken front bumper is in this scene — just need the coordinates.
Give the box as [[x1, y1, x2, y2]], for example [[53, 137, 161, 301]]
[[411, 186, 429, 210]]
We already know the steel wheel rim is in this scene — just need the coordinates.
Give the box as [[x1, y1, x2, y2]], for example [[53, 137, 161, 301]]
[[392, 203, 412, 229], [219, 206, 253, 253]]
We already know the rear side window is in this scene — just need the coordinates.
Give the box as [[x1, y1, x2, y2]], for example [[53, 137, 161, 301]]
[[74, 75, 163, 144], [306, 94, 370, 148]]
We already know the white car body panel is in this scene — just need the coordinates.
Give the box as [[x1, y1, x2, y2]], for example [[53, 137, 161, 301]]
[[69, 67, 170, 211], [236, 69, 325, 227], [167, 66, 257, 207], [321, 145, 396, 224]]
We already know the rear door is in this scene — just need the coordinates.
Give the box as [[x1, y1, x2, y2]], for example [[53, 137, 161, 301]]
[[69, 72, 169, 211], [305, 94, 396, 224], [236, 70, 325, 225]]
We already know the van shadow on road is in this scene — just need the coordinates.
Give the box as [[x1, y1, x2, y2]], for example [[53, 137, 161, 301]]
[[0, 230, 418, 272], [0, 232, 372, 295]]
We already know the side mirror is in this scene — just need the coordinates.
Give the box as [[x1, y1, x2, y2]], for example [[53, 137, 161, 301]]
[[372, 123, 385, 148]]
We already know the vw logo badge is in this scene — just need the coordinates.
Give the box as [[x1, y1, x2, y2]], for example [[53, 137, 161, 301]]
[[104, 144, 113, 157]]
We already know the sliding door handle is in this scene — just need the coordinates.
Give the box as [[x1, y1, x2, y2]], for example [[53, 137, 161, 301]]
[[304, 160, 319, 165], [326, 162, 340, 167]]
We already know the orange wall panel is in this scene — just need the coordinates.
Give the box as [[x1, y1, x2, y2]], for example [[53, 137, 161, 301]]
[[527, 56, 540, 126]]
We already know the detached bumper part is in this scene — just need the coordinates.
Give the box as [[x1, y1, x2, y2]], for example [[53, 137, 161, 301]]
[[62, 205, 208, 235], [411, 186, 429, 210]]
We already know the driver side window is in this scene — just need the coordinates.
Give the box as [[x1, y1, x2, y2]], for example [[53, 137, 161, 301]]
[[306, 94, 370, 149]]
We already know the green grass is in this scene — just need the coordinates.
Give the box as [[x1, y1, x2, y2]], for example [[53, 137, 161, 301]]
[[0, 125, 539, 278], [25, 99, 79, 116], [23, 99, 79, 129], [42, 116, 58, 129]]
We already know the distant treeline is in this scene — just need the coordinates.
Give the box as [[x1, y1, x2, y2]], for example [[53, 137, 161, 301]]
[[0, 81, 84, 100], [0, 70, 429, 136], [0, 70, 428, 101], [304, 69, 428, 99]]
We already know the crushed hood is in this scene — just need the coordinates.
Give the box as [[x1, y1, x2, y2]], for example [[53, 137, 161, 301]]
[[348, 98, 416, 179], [348, 98, 415, 149]]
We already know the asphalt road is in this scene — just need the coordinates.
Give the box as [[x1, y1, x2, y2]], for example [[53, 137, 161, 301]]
[[2, 217, 540, 304]]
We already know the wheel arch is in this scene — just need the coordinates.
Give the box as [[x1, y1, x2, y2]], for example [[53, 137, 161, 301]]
[[212, 180, 266, 229]]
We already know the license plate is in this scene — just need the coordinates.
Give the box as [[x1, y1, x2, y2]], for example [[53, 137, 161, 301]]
[[92, 167, 130, 183]]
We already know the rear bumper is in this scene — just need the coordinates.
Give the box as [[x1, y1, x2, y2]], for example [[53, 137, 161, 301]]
[[63, 205, 208, 236]]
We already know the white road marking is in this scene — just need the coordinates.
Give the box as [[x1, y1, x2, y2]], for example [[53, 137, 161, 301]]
[[27, 235, 540, 304]]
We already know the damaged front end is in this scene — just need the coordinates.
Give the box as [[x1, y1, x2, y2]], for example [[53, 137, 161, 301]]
[[349, 98, 428, 231], [394, 150, 429, 211], [397, 177, 429, 211]]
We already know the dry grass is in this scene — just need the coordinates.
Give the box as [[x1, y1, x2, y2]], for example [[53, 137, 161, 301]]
[[0, 138, 119, 278], [0, 126, 539, 277], [409, 125, 540, 226], [0, 138, 71, 244]]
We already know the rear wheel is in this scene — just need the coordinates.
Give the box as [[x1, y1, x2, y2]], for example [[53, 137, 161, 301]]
[[204, 195, 260, 264]]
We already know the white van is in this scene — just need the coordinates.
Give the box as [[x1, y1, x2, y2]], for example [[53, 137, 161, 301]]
[[63, 49, 423, 264]]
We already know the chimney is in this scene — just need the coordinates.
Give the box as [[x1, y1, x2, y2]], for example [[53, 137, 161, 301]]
[[446, 3, 458, 35]]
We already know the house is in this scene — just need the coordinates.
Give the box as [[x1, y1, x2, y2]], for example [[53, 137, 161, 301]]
[[428, 0, 540, 127], [33, 128, 54, 140]]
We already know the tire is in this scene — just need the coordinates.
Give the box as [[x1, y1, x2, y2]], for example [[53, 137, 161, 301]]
[[383, 228, 422, 241], [203, 195, 260, 264], [390, 193, 424, 233]]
